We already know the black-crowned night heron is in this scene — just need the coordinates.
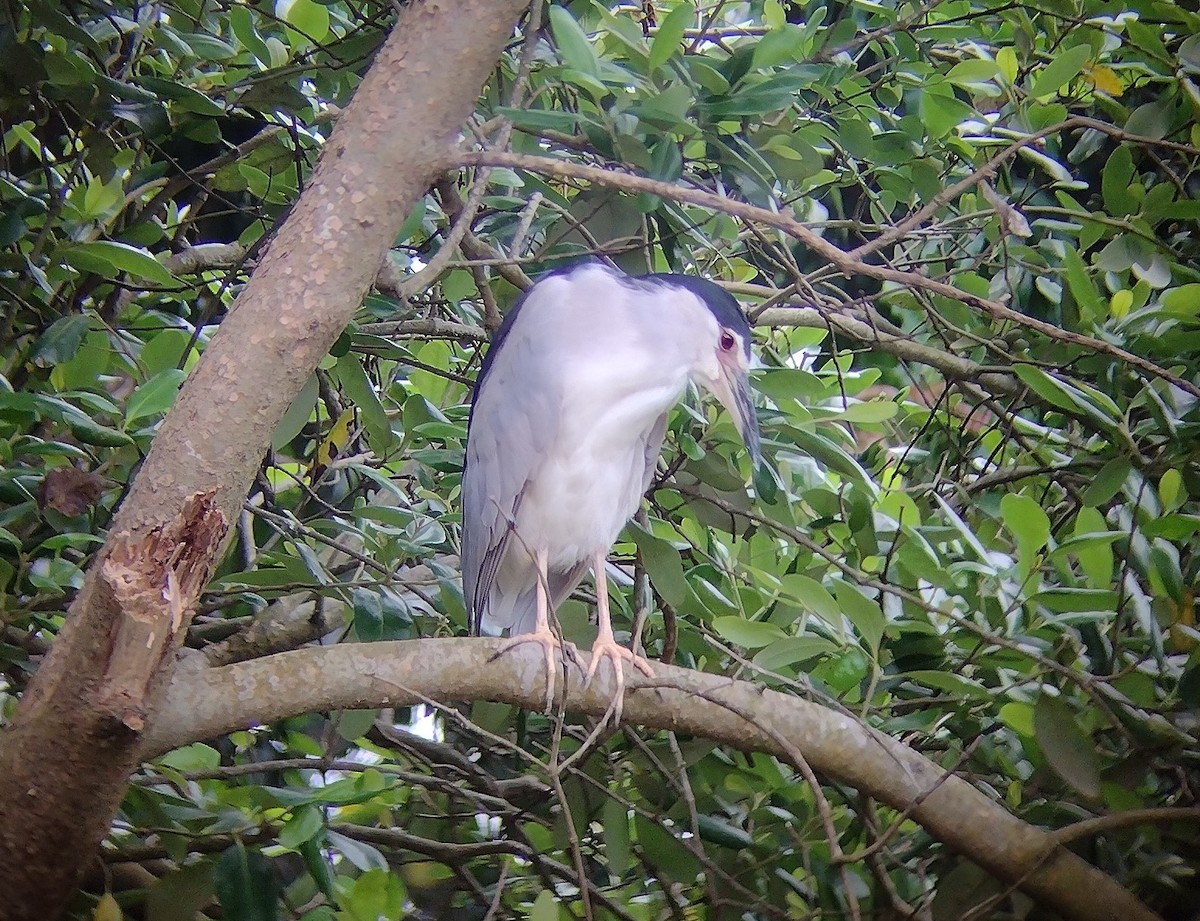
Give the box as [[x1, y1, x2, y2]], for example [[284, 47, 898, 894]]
[[462, 262, 760, 718]]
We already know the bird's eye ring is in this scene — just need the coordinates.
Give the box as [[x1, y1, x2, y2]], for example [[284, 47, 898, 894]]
[[719, 330, 737, 352]]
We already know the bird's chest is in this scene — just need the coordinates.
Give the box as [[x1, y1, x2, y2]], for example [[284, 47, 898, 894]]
[[517, 364, 686, 566]]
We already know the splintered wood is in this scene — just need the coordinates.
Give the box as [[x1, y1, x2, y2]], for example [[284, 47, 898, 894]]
[[96, 491, 227, 732]]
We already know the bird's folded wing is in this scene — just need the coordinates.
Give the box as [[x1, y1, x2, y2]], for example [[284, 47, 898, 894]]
[[461, 301, 562, 635]]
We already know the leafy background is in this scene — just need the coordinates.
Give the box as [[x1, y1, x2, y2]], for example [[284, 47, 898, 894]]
[[1, 0, 1199, 918]]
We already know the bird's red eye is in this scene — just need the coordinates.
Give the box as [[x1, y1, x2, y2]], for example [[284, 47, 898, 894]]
[[719, 330, 737, 352]]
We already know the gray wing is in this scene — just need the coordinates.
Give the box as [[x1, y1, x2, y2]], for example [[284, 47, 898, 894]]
[[641, 412, 669, 493], [461, 293, 562, 635]]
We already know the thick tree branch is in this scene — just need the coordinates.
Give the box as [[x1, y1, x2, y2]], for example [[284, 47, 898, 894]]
[[148, 639, 1160, 921], [0, 3, 530, 917]]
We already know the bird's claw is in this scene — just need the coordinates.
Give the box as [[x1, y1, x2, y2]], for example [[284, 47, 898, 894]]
[[584, 641, 654, 726], [491, 631, 579, 713]]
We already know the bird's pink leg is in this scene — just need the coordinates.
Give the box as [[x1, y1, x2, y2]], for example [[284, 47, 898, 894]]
[[585, 552, 654, 724], [493, 547, 575, 711]]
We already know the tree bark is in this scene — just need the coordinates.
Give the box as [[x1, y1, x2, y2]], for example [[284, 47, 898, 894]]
[[147, 639, 1164, 921], [0, 3, 528, 918]]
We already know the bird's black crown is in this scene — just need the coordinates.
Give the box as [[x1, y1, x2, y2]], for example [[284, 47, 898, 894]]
[[643, 273, 753, 359]]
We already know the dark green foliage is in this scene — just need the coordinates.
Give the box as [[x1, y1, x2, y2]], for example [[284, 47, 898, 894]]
[[2, 0, 1199, 918]]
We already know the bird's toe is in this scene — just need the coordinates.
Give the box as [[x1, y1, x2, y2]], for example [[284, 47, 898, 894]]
[[492, 630, 577, 712], [584, 641, 654, 725]]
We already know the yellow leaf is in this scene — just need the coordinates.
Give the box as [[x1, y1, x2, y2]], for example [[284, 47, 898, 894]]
[[1087, 64, 1123, 97], [315, 409, 354, 468], [93, 893, 122, 921], [1168, 589, 1197, 653]]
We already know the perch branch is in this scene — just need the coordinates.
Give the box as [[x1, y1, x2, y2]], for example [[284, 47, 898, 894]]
[[149, 639, 1161, 921]]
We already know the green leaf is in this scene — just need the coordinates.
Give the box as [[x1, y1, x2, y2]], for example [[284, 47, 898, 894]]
[[279, 803, 324, 849], [1034, 693, 1101, 797], [788, 428, 875, 492], [752, 636, 838, 671], [1014, 365, 1121, 433], [340, 869, 405, 921], [147, 864, 215, 921], [335, 353, 392, 450], [918, 86, 975, 139], [494, 106, 582, 133], [1149, 543, 1184, 603], [180, 32, 237, 60], [1126, 100, 1171, 139], [999, 701, 1035, 736], [700, 76, 811, 117], [813, 645, 868, 693], [1143, 514, 1200, 540], [1033, 587, 1119, 613], [1030, 44, 1092, 97], [833, 579, 885, 654], [697, 814, 755, 849], [1072, 507, 1115, 588], [996, 46, 1018, 83], [1152, 201, 1200, 220], [352, 588, 409, 641], [136, 75, 225, 116], [326, 831, 387, 872], [780, 574, 842, 628], [140, 329, 195, 376], [634, 814, 700, 880], [905, 670, 991, 699], [763, 0, 785, 29], [59, 241, 176, 286], [297, 836, 337, 900], [272, 373, 319, 452], [1061, 246, 1103, 321], [413, 421, 466, 441], [712, 617, 786, 648], [230, 5, 274, 63], [214, 844, 278, 921], [828, 400, 900, 424], [946, 58, 1000, 87], [631, 526, 688, 608], [549, 6, 599, 77], [530, 889, 559, 921], [279, 0, 329, 42], [752, 24, 801, 70], [70, 417, 135, 447], [1101, 145, 1137, 216], [649, 2, 693, 72], [1000, 492, 1051, 572], [1159, 468, 1184, 511], [1081, 457, 1131, 506], [158, 742, 220, 772], [30, 315, 91, 369], [602, 797, 633, 878], [125, 369, 186, 425], [1162, 284, 1200, 315]]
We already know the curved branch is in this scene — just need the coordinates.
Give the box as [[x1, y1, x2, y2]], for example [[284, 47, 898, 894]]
[[454, 148, 1200, 401], [150, 639, 1160, 921], [755, 305, 1017, 394], [359, 318, 488, 341]]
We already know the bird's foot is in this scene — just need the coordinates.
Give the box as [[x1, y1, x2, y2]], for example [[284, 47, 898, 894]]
[[490, 630, 579, 713], [584, 640, 655, 726]]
